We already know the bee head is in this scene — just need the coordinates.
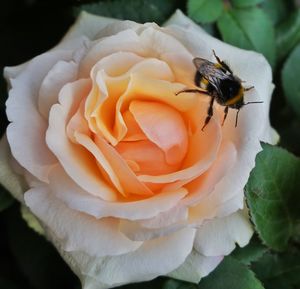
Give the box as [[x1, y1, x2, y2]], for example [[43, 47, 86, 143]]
[[221, 77, 244, 108]]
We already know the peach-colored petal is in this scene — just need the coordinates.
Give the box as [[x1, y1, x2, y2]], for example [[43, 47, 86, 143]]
[[74, 132, 125, 196], [89, 51, 144, 77], [67, 99, 91, 143], [122, 110, 146, 141], [129, 101, 188, 165], [116, 140, 179, 176], [85, 58, 175, 145], [116, 73, 199, 119], [94, 135, 153, 196], [138, 116, 221, 184], [46, 79, 118, 201], [49, 165, 189, 220]]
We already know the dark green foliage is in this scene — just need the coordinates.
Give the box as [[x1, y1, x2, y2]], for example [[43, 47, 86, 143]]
[[73, 0, 181, 24], [217, 7, 275, 66], [245, 144, 300, 251], [187, 0, 223, 23]]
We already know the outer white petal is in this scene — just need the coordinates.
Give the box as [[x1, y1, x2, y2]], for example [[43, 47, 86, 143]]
[[168, 250, 223, 283], [0, 135, 26, 202], [58, 228, 196, 288], [194, 210, 253, 257], [58, 12, 120, 48], [24, 186, 142, 257], [4, 49, 78, 182]]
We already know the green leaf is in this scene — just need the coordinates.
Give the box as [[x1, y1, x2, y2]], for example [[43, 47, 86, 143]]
[[260, 0, 292, 26], [231, 237, 268, 265], [217, 7, 276, 66], [0, 186, 14, 212], [276, 9, 300, 63], [187, 0, 223, 23], [73, 0, 179, 25], [198, 256, 264, 289], [252, 251, 300, 289], [245, 144, 300, 251], [231, 0, 264, 8], [282, 43, 300, 119]]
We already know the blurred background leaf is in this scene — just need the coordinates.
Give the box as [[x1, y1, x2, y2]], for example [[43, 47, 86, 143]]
[[276, 9, 300, 63], [231, 0, 264, 8], [187, 0, 223, 23], [217, 7, 276, 66], [282, 43, 300, 119]]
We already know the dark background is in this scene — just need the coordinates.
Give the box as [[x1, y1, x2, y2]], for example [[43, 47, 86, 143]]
[[0, 2, 95, 289]]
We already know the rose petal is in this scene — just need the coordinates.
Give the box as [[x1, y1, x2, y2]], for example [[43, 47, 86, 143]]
[[138, 116, 221, 184], [86, 58, 175, 145], [129, 100, 188, 165], [80, 29, 145, 76], [38, 60, 79, 118], [24, 186, 142, 257], [46, 79, 118, 201], [115, 140, 180, 176], [76, 228, 196, 286], [194, 210, 253, 257], [5, 50, 74, 182], [168, 250, 223, 283], [49, 165, 189, 220], [78, 133, 153, 196]]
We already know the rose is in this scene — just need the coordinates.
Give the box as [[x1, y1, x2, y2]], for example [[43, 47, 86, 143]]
[[0, 9, 278, 289]]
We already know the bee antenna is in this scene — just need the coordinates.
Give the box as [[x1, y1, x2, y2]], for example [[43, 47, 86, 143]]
[[235, 109, 240, 127], [244, 101, 264, 105]]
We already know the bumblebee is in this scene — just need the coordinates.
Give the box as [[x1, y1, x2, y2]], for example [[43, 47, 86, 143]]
[[176, 50, 262, 130]]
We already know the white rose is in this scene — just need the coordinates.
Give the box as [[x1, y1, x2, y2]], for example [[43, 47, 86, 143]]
[[0, 9, 278, 289]]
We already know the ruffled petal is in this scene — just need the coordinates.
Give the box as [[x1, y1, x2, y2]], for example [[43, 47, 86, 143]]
[[168, 250, 223, 283], [129, 100, 188, 166], [5, 50, 74, 182], [46, 79, 118, 201], [75, 228, 196, 287], [24, 186, 142, 257], [194, 210, 253, 257], [49, 165, 189, 220]]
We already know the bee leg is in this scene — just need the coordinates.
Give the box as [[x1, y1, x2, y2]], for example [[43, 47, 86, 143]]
[[201, 96, 215, 131], [222, 106, 229, 126], [212, 50, 233, 74], [244, 86, 254, 91], [175, 88, 209, 96]]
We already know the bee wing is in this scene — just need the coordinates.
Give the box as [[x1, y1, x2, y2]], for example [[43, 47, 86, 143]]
[[193, 58, 212, 70]]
